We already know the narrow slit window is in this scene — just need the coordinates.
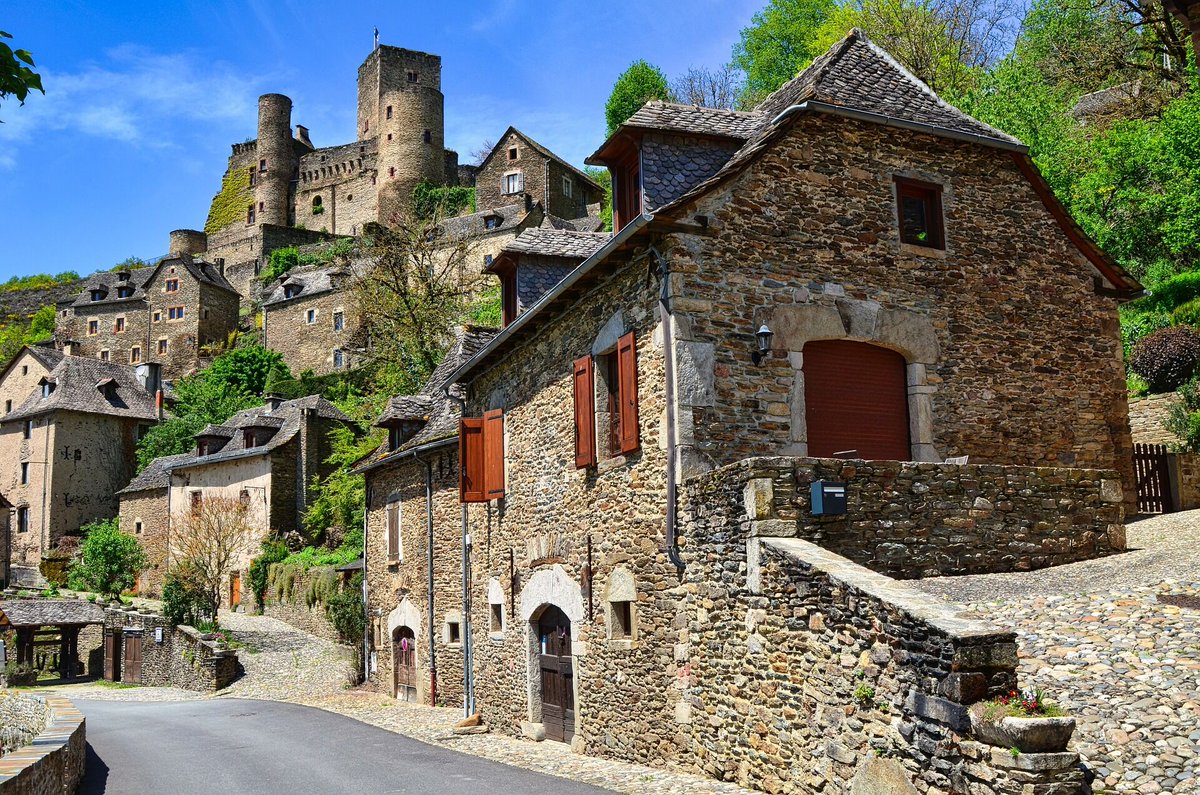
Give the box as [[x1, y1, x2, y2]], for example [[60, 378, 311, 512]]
[[895, 177, 945, 249]]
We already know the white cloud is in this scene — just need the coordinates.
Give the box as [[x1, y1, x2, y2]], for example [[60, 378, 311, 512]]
[[469, 0, 520, 34], [0, 45, 261, 165]]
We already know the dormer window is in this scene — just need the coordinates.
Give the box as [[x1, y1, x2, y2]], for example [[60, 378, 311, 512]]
[[484, 215, 500, 231], [90, 290, 105, 302], [117, 286, 133, 298], [198, 439, 209, 456], [244, 429, 257, 448], [284, 284, 302, 299], [96, 378, 117, 400], [388, 425, 402, 451], [117, 271, 130, 282], [40, 378, 55, 399]]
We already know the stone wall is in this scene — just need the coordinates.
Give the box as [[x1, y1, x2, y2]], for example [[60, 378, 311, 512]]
[[1128, 392, 1180, 445], [475, 131, 542, 215], [103, 606, 238, 691], [689, 456, 1124, 579], [0, 696, 85, 795], [262, 287, 355, 375], [259, 565, 341, 644], [117, 489, 169, 596], [296, 139, 379, 236]]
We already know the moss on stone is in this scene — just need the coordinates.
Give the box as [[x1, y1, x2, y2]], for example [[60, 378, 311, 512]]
[[205, 166, 254, 234]]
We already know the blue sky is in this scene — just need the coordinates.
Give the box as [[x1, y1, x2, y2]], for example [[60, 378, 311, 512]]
[[0, 0, 762, 280]]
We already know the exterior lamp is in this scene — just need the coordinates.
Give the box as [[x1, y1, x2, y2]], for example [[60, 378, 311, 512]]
[[752, 324, 774, 365]]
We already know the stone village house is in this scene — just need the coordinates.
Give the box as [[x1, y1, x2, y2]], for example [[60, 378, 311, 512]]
[[361, 31, 1138, 795], [123, 395, 356, 602], [0, 348, 163, 587]]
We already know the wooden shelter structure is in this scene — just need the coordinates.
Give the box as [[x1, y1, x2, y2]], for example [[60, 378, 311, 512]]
[[0, 598, 104, 679], [1164, 0, 1200, 62]]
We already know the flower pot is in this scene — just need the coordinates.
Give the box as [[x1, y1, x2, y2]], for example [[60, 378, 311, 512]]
[[969, 704, 1075, 753]]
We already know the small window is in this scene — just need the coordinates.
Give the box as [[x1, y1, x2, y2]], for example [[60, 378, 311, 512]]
[[153, 311, 161, 323], [130, 346, 141, 364], [165, 278, 179, 292], [507, 147, 518, 161], [90, 290, 105, 302], [244, 429, 257, 448], [17, 507, 29, 533], [20, 462, 29, 484], [114, 316, 126, 332], [407, 71, 418, 83], [306, 308, 316, 325], [895, 177, 945, 249], [135, 520, 143, 535], [239, 489, 250, 507], [117, 286, 133, 298], [190, 491, 203, 515], [333, 349, 345, 369], [168, 306, 185, 320], [386, 105, 393, 120], [423, 129, 432, 144], [99, 350, 110, 362], [20, 366, 26, 375], [484, 254, 493, 266], [249, 166, 257, 186], [563, 176, 573, 198], [484, 215, 499, 231], [333, 311, 344, 332], [504, 172, 522, 195], [447, 620, 461, 645], [23, 420, 33, 439], [259, 158, 267, 172], [247, 204, 256, 224], [611, 600, 633, 639], [490, 603, 504, 634], [87, 320, 99, 336], [312, 195, 324, 214], [158, 338, 168, 354], [4, 399, 11, 413], [389, 167, 395, 178], [387, 133, 393, 142], [198, 439, 208, 456], [41, 381, 53, 398]]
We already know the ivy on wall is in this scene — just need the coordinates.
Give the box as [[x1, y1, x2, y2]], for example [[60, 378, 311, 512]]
[[204, 165, 254, 234]]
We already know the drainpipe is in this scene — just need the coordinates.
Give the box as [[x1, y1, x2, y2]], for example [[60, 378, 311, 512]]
[[413, 448, 437, 705], [362, 481, 370, 684], [40, 417, 51, 565], [444, 385, 476, 717], [654, 248, 686, 573]]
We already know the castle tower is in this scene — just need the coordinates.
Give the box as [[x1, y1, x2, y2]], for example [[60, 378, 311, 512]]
[[357, 46, 446, 221], [255, 93, 297, 227]]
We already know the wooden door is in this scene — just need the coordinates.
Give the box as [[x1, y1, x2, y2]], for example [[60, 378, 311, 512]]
[[537, 606, 574, 744], [103, 628, 122, 682], [230, 572, 242, 610], [123, 633, 143, 684], [803, 340, 911, 461], [1134, 443, 1174, 514], [393, 626, 417, 702]]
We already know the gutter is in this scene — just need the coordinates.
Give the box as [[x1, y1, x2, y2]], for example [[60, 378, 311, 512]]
[[362, 480, 370, 684], [653, 249, 686, 573], [446, 213, 655, 386]]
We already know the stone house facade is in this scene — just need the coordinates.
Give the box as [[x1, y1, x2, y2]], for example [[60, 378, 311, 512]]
[[474, 128, 605, 224], [115, 453, 190, 596], [261, 264, 358, 376], [55, 249, 239, 381], [363, 31, 1138, 794], [0, 350, 161, 586], [131, 395, 355, 608]]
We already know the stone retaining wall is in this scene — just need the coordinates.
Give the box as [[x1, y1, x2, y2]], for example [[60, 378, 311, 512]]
[[690, 456, 1125, 579], [0, 696, 85, 795], [104, 606, 238, 691], [259, 567, 341, 644], [1128, 392, 1180, 446], [679, 483, 1084, 794]]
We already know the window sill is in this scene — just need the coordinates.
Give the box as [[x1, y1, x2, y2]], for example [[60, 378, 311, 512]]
[[596, 454, 629, 474], [899, 242, 947, 259], [607, 638, 636, 650], [488, 632, 505, 643]]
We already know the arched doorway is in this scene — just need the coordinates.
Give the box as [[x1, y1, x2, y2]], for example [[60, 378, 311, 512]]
[[535, 605, 574, 743], [803, 340, 911, 460], [393, 626, 417, 702]]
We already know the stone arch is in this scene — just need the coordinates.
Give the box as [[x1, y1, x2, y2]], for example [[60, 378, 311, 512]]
[[765, 298, 941, 462], [386, 596, 421, 638], [518, 565, 584, 738]]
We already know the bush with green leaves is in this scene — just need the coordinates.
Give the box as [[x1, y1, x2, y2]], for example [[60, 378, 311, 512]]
[[325, 572, 364, 652], [248, 540, 288, 612], [1129, 326, 1200, 393], [66, 520, 146, 599], [161, 562, 211, 627], [411, 181, 475, 220]]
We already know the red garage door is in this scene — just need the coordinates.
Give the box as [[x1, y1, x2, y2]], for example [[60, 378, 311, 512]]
[[803, 340, 911, 461]]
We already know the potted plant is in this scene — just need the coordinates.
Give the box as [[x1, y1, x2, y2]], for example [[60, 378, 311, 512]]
[[970, 688, 1075, 753]]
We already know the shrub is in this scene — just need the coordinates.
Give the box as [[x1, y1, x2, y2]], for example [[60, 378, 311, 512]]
[[325, 572, 364, 653], [1121, 310, 1171, 362], [1166, 378, 1200, 451], [1131, 270, 1200, 315], [248, 540, 288, 612], [161, 562, 211, 627], [1129, 326, 1200, 393], [3, 661, 38, 686], [66, 520, 147, 598], [1173, 298, 1200, 328]]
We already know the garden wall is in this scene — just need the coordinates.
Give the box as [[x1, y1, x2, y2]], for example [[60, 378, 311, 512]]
[[259, 564, 342, 643], [103, 606, 238, 691], [0, 696, 85, 795], [1128, 392, 1180, 446], [690, 456, 1125, 579], [679, 479, 1085, 794]]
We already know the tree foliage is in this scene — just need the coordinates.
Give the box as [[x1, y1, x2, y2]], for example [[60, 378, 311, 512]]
[[0, 30, 43, 122], [302, 424, 378, 547], [411, 181, 475, 220], [605, 60, 673, 135], [0, 304, 57, 364], [66, 520, 147, 599], [1129, 325, 1200, 393], [164, 496, 260, 625], [732, 0, 837, 104], [670, 65, 744, 110]]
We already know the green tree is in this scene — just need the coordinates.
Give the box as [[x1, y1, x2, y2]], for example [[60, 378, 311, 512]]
[[303, 425, 377, 546], [605, 60, 673, 136], [732, 0, 838, 103], [0, 30, 43, 122], [584, 166, 613, 231], [205, 344, 286, 397], [67, 520, 147, 598]]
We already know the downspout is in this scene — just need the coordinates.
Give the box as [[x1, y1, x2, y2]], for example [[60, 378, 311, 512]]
[[362, 481, 370, 683], [40, 418, 51, 563], [413, 448, 437, 705], [444, 385, 475, 717], [654, 248, 686, 573]]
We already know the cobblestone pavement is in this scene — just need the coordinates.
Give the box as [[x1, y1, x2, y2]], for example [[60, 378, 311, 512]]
[[916, 512, 1200, 794]]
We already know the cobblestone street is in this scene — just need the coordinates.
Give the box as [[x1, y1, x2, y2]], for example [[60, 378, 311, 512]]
[[917, 511, 1200, 793]]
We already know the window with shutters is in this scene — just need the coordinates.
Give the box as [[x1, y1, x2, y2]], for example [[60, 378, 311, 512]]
[[584, 330, 640, 461], [459, 409, 505, 502], [503, 172, 523, 195], [895, 177, 945, 249], [386, 497, 401, 561], [573, 356, 596, 468]]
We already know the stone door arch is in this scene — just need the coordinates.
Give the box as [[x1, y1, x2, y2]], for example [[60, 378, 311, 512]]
[[386, 598, 422, 702], [518, 565, 584, 744]]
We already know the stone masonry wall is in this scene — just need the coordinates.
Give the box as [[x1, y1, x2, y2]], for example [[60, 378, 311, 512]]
[[104, 606, 238, 691], [678, 481, 1084, 794], [119, 490, 169, 596], [1128, 392, 1180, 446], [691, 456, 1125, 579], [475, 131, 542, 215], [0, 696, 85, 795], [364, 446, 465, 708], [263, 288, 356, 375], [670, 111, 1135, 507], [259, 566, 341, 644]]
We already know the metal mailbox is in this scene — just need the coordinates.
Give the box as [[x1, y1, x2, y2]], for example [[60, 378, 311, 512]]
[[810, 480, 847, 515]]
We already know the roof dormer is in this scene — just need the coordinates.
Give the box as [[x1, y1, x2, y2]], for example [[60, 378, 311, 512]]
[[95, 377, 117, 400], [283, 282, 303, 299], [39, 376, 56, 399], [90, 288, 108, 302]]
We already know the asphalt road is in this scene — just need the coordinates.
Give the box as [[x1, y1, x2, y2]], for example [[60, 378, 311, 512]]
[[76, 698, 618, 794]]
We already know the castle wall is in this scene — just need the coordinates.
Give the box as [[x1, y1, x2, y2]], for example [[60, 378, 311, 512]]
[[255, 94, 297, 228], [297, 139, 380, 235]]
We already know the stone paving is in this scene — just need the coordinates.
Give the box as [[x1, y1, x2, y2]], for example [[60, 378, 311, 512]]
[[916, 511, 1200, 794]]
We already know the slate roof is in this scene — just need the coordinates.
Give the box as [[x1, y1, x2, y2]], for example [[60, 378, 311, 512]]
[[357, 327, 497, 471], [61, 256, 237, 309], [1071, 81, 1142, 119], [501, 229, 611, 259], [0, 599, 105, 627], [2, 353, 160, 422], [375, 395, 433, 425], [117, 453, 193, 494], [164, 395, 352, 471], [260, 262, 354, 307], [542, 214, 606, 233], [25, 346, 65, 371], [621, 101, 764, 139], [502, 128, 604, 193], [439, 203, 531, 238]]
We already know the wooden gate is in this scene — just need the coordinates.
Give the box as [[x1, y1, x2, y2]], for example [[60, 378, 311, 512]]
[[123, 632, 143, 684], [537, 606, 574, 744], [1134, 443, 1174, 514], [393, 626, 417, 702], [103, 627, 122, 682]]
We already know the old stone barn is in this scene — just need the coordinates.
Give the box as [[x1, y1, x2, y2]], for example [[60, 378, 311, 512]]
[[362, 30, 1137, 795]]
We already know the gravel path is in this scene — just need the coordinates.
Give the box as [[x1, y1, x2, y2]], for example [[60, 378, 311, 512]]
[[915, 511, 1200, 793]]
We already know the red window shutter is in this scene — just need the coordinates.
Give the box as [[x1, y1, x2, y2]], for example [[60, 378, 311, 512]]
[[484, 409, 505, 500], [386, 501, 400, 559], [573, 356, 596, 468], [459, 418, 486, 503], [617, 331, 640, 454]]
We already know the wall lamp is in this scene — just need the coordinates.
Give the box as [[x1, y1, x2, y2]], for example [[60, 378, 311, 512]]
[[751, 324, 774, 365]]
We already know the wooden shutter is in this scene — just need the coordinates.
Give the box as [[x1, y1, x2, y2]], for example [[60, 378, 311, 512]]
[[459, 418, 486, 503], [617, 331, 640, 454], [386, 500, 400, 560], [573, 356, 596, 468], [484, 409, 505, 500], [802, 340, 910, 461]]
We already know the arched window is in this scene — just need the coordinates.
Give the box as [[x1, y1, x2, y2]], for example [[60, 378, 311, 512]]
[[312, 195, 324, 215], [802, 340, 910, 460]]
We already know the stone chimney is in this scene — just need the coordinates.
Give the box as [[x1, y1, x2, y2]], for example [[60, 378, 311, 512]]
[[264, 393, 284, 412], [295, 125, 313, 148]]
